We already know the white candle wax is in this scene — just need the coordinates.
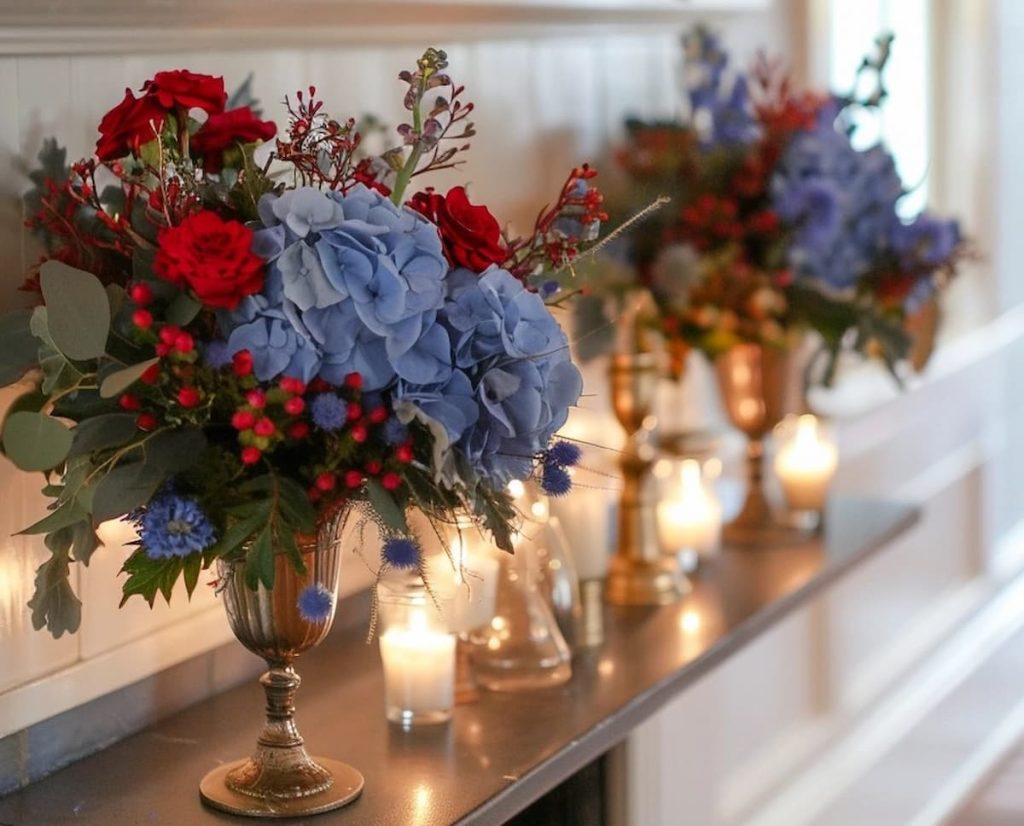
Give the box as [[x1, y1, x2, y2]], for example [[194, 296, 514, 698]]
[[657, 460, 721, 557], [773, 414, 838, 511], [548, 476, 613, 580], [379, 609, 456, 723]]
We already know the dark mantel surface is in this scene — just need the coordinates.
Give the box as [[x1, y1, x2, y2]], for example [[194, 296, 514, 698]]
[[0, 499, 917, 826]]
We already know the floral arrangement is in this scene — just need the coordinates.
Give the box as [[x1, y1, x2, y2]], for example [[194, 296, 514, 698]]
[[0, 49, 605, 637], [578, 29, 963, 382]]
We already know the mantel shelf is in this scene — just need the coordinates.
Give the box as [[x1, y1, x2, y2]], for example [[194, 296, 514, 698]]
[[0, 498, 918, 825]]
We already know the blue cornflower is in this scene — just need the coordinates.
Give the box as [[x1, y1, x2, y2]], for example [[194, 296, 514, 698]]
[[541, 464, 572, 497], [297, 583, 334, 623], [310, 393, 348, 432], [544, 440, 582, 468], [382, 418, 409, 446], [382, 537, 420, 570], [137, 494, 216, 559]]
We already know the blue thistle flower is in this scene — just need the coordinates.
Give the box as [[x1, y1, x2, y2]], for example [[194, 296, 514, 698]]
[[382, 537, 420, 570], [137, 494, 217, 559], [310, 393, 348, 432], [544, 440, 582, 468], [541, 463, 572, 497], [382, 418, 409, 446], [539, 280, 561, 299], [297, 583, 334, 623]]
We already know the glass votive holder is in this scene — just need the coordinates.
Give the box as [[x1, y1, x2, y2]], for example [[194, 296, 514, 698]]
[[656, 458, 722, 572], [377, 578, 456, 728], [772, 414, 838, 530]]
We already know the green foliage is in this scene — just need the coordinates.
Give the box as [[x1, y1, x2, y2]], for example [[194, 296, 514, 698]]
[[39, 261, 111, 361], [0, 309, 40, 385], [68, 413, 139, 458], [365, 478, 408, 535], [99, 358, 159, 399], [120, 550, 189, 608], [28, 540, 81, 638], [2, 411, 73, 471], [165, 293, 202, 327]]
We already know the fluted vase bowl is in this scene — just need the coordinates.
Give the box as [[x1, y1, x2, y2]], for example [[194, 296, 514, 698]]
[[199, 508, 364, 818], [714, 343, 803, 546]]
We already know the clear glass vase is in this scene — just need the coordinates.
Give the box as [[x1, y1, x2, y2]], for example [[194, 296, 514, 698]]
[[470, 541, 572, 691]]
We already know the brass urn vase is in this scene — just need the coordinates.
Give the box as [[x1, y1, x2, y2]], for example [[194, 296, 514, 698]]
[[199, 509, 363, 817], [714, 342, 802, 546]]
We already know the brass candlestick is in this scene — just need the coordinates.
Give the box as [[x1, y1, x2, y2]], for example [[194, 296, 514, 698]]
[[604, 352, 685, 606], [714, 343, 804, 546]]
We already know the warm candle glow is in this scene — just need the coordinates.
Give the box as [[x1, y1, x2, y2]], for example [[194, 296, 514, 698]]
[[657, 460, 722, 558], [773, 414, 838, 512], [379, 605, 456, 725]]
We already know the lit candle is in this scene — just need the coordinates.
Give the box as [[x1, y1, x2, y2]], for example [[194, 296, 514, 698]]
[[656, 460, 722, 559], [773, 414, 838, 512], [379, 607, 456, 726]]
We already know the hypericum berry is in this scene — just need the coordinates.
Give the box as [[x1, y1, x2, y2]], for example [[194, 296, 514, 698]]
[[240, 446, 262, 465], [245, 390, 266, 409], [118, 393, 142, 411], [365, 459, 382, 475], [253, 417, 275, 437], [233, 350, 254, 377], [173, 332, 195, 353], [155, 342, 171, 357], [344, 372, 363, 390], [350, 424, 368, 444], [129, 283, 153, 306], [288, 421, 311, 440], [177, 387, 201, 408], [140, 363, 160, 385], [159, 326, 181, 345], [369, 406, 388, 425], [280, 377, 306, 395], [381, 472, 401, 491], [346, 403, 362, 422], [132, 309, 153, 330], [315, 472, 336, 492], [283, 396, 306, 416], [395, 443, 414, 464], [344, 469, 363, 489], [309, 378, 331, 393], [231, 410, 257, 430], [136, 412, 159, 431]]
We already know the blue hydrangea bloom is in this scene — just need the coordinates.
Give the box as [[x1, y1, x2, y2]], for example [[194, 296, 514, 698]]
[[310, 393, 348, 431], [383, 537, 420, 569], [297, 583, 334, 623], [438, 267, 582, 486], [221, 184, 452, 391], [137, 494, 217, 559], [203, 340, 233, 370]]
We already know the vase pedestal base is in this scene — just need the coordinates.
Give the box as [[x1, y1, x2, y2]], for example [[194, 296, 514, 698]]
[[200, 758, 364, 818]]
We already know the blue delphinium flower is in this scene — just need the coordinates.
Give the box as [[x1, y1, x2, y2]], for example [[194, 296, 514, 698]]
[[137, 494, 217, 559], [890, 215, 960, 269], [310, 393, 348, 432], [683, 26, 758, 147], [383, 537, 420, 569], [541, 463, 572, 497], [297, 583, 334, 624], [545, 440, 582, 468]]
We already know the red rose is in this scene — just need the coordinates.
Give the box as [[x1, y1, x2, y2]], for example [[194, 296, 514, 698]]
[[190, 107, 277, 171], [95, 88, 167, 161], [141, 70, 226, 114], [408, 186, 507, 273], [154, 211, 264, 310]]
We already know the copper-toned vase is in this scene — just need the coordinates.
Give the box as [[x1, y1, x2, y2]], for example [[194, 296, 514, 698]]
[[604, 352, 685, 605], [199, 510, 363, 817], [714, 343, 803, 546]]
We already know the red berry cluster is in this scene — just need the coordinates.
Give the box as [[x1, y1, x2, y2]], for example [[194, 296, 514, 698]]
[[678, 193, 780, 252], [231, 375, 310, 467]]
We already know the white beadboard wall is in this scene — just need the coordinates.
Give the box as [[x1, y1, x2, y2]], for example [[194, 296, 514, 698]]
[[0, 7, 793, 735]]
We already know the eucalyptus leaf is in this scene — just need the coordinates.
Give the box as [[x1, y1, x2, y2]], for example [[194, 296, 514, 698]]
[[105, 284, 125, 321], [0, 309, 39, 385], [165, 293, 202, 327], [91, 460, 165, 522], [146, 428, 207, 475], [99, 358, 159, 399], [2, 411, 73, 471], [19, 499, 90, 536], [39, 261, 111, 361], [68, 413, 140, 458], [365, 478, 408, 535]]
